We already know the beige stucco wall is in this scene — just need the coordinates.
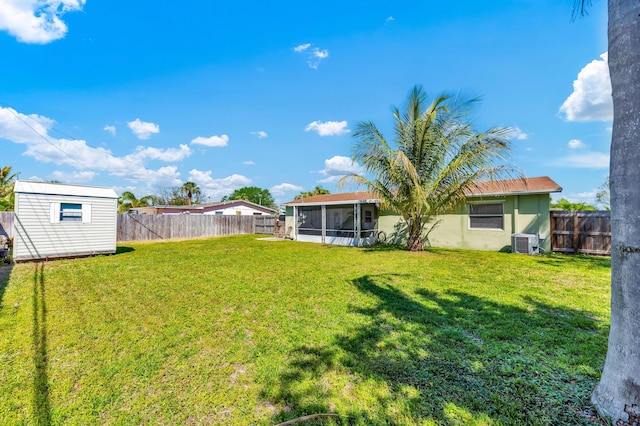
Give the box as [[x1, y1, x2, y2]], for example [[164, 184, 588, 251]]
[[378, 194, 552, 252]]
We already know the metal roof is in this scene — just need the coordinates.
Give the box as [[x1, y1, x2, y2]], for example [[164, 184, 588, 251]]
[[14, 181, 118, 199]]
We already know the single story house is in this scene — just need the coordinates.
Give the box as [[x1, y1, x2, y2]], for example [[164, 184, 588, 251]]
[[13, 181, 118, 261], [135, 200, 276, 216], [284, 176, 562, 252]]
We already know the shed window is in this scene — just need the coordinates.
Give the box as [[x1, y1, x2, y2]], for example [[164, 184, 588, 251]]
[[469, 203, 503, 230], [60, 203, 82, 222], [50, 202, 92, 224]]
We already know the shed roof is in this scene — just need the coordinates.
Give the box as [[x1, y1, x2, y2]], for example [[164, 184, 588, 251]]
[[285, 176, 562, 205], [14, 181, 118, 199]]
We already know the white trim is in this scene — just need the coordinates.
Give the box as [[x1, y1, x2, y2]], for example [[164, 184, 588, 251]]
[[286, 199, 379, 207], [467, 199, 506, 204], [82, 204, 92, 223], [50, 202, 60, 224]]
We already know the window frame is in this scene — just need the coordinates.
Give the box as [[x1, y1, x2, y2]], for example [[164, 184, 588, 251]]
[[468, 201, 505, 230]]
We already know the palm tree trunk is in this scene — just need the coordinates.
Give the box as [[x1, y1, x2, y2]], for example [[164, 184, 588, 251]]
[[591, 1, 640, 422], [406, 219, 425, 251]]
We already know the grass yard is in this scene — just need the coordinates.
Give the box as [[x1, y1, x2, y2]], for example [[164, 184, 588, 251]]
[[0, 235, 611, 425]]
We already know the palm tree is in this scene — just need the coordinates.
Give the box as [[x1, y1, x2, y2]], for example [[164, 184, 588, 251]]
[[294, 186, 330, 200], [581, 1, 640, 422], [180, 181, 201, 205], [118, 191, 156, 213], [341, 86, 513, 251], [0, 166, 17, 211]]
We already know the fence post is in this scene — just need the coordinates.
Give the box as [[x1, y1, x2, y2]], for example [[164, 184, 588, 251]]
[[572, 212, 580, 254]]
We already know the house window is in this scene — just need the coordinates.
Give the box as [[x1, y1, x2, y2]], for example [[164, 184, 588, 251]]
[[364, 210, 372, 224], [60, 203, 82, 222], [469, 203, 503, 230], [215, 211, 223, 215], [235, 211, 242, 215]]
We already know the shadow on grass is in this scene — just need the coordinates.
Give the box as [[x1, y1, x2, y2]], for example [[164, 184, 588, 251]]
[[32, 263, 51, 426], [115, 246, 135, 255], [535, 254, 610, 270], [361, 243, 407, 253], [0, 264, 12, 313], [263, 274, 607, 425]]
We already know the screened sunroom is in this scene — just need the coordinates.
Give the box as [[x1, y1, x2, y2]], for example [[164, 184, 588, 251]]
[[285, 192, 379, 247]]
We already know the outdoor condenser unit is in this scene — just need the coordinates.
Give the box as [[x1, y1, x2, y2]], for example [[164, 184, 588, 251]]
[[511, 233, 539, 255]]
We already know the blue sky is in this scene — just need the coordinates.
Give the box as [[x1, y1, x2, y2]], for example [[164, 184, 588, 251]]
[[0, 1, 611, 206]]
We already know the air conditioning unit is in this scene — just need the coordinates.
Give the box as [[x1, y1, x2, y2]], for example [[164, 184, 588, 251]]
[[511, 233, 539, 255]]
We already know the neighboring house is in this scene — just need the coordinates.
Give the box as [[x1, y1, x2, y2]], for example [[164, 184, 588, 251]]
[[12, 181, 118, 261], [135, 200, 276, 216], [284, 176, 562, 252]]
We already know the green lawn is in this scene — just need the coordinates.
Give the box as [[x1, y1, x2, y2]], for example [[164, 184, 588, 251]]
[[0, 235, 611, 425]]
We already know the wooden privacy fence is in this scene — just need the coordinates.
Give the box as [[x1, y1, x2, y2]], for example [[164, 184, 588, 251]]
[[0, 213, 275, 242], [117, 214, 275, 242], [550, 211, 611, 256], [254, 215, 275, 235], [0, 212, 13, 238]]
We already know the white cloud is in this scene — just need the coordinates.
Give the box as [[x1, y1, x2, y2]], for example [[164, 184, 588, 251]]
[[293, 43, 311, 52], [104, 125, 116, 136], [318, 155, 363, 183], [560, 52, 613, 122], [127, 118, 160, 140], [0, 106, 54, 143], [191, 134, 229, 147], [305, 120, 350, 136], [188, 169, 252, 200], [510, 127, 529, 140], [49, 170, 97, 183], [553, 152, 610, 169], [293, 43, 329, 69], [568, 139, 586, 149], [128, 144, 192, 162], [313, 48, 329, 59], [0, 105, 185, 190], [242, 160, 255, 165], [385, 16, 395, 23], [251, 130, 268, 139], [270, 183, 303, 197], [0, 0, 85, 44]]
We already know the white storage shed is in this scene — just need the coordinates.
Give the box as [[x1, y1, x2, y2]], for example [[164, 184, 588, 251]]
[[13, 181, 118, 261]]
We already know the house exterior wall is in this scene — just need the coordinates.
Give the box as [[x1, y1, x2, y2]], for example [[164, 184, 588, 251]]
[[13, 192, 117, 261], [137, 203, 274, 216], [378, 193, 552, 252], [202, 205, 272, 216]]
